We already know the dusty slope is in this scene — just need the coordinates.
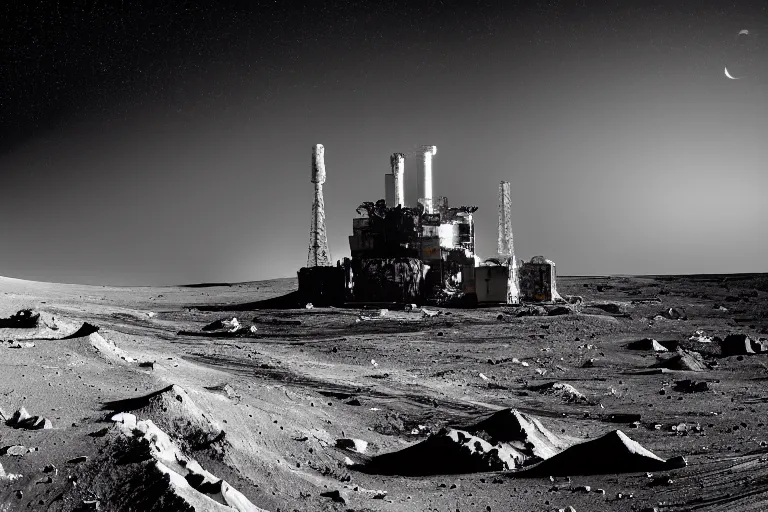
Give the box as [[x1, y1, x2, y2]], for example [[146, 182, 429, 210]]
[[0, 273, 766, 511]]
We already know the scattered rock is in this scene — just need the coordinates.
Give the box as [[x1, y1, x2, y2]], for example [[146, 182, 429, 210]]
[[67, 456, 88, 464], [529, 382, 590, 404], [516, 306, 546, 317], [320, 489, 347, 503], [657, 307, 687, 320], [1, 445, 28, 457], [6, 407, 52, 430], [689, 330, 715, 343], [673, 380, 710, 393]]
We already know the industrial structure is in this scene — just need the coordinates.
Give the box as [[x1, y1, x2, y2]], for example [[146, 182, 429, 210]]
[[297, 144, 561, 307], [306, 144, 331, 267]]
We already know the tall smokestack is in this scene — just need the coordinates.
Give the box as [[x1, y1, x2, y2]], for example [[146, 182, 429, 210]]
[[390, 153, 405, 207], [418, 145, 437, 213], [498, 181, 514, 259], [307, 144, 332, 267], [498, 181, 519, 303]]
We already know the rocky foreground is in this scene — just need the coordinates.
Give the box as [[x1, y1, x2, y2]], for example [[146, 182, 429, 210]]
[[0, 273, 767, 511]]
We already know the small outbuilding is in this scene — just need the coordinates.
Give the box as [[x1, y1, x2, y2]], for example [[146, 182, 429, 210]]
[[519, 256, 561, 303]]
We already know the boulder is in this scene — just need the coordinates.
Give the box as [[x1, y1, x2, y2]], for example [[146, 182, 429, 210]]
[[651, 350, 707, 372], [720, 334, 763, 356]]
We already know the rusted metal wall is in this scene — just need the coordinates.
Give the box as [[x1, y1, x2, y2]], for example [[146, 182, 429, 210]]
[[476, 265, 509, 303], [519, 256, 558, 302], [351, 257, 424, 303]]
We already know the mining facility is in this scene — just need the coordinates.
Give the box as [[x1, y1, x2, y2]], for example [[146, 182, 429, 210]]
[[298, 144, 561, 307]]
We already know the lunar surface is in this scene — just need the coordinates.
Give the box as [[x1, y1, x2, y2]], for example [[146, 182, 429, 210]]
[[0, 273, 767, 511]]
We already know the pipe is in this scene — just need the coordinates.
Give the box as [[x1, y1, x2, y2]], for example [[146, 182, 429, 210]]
[[420, 145, 437, 213], [390, 153, 405, 207]]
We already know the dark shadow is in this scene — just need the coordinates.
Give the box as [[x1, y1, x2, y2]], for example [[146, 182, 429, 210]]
[[60, 322, 100, 339], [101, 385, 175, 412], [188, 290, 303, 311], [0, 309, 40, 328], [181, 283, 233, 288]]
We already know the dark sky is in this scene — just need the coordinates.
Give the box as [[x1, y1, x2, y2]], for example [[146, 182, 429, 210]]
[[1, 1, 766, 286]]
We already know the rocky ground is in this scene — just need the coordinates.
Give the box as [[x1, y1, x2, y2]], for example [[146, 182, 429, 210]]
[[0, 273, 767, 511]]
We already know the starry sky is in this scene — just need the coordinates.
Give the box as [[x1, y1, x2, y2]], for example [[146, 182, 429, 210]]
[[1, 0, 766, 286]]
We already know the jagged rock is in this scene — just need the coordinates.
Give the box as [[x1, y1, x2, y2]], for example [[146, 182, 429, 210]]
[[720, 333, 765, 356], [111, 412, 137, 429], [627, 338, 668, 352], [204, 383, 241, 402], [9, 407, 31, 425], [360, 409, 572, 476], [336, 438, 368, 453], [651, 350, 707, 372], [26, 417, 52, 430]]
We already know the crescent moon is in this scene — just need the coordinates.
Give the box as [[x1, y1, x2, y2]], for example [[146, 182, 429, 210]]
[[725, 66, 741, 79]]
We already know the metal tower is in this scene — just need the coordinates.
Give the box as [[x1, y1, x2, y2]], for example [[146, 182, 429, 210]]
[[307, 144, 332, 267], [498, 181, 520, 303], [498, 181, 515, 259]]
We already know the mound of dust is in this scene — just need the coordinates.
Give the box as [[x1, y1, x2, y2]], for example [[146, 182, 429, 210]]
[[103, 385, 223, 452], [357, 427, 524, 476], [86, 413, 264, 512], [358, 409, 573, 476], [459, 409, 574, 461], [0, 311, 83, 339], [626, 338, 668, 352], [516, 429, 687, 477], [528, 382, 591, 404], [651, 349, 708, 372], [85, 332, 136, 363], [109, 415, 267, 511]]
